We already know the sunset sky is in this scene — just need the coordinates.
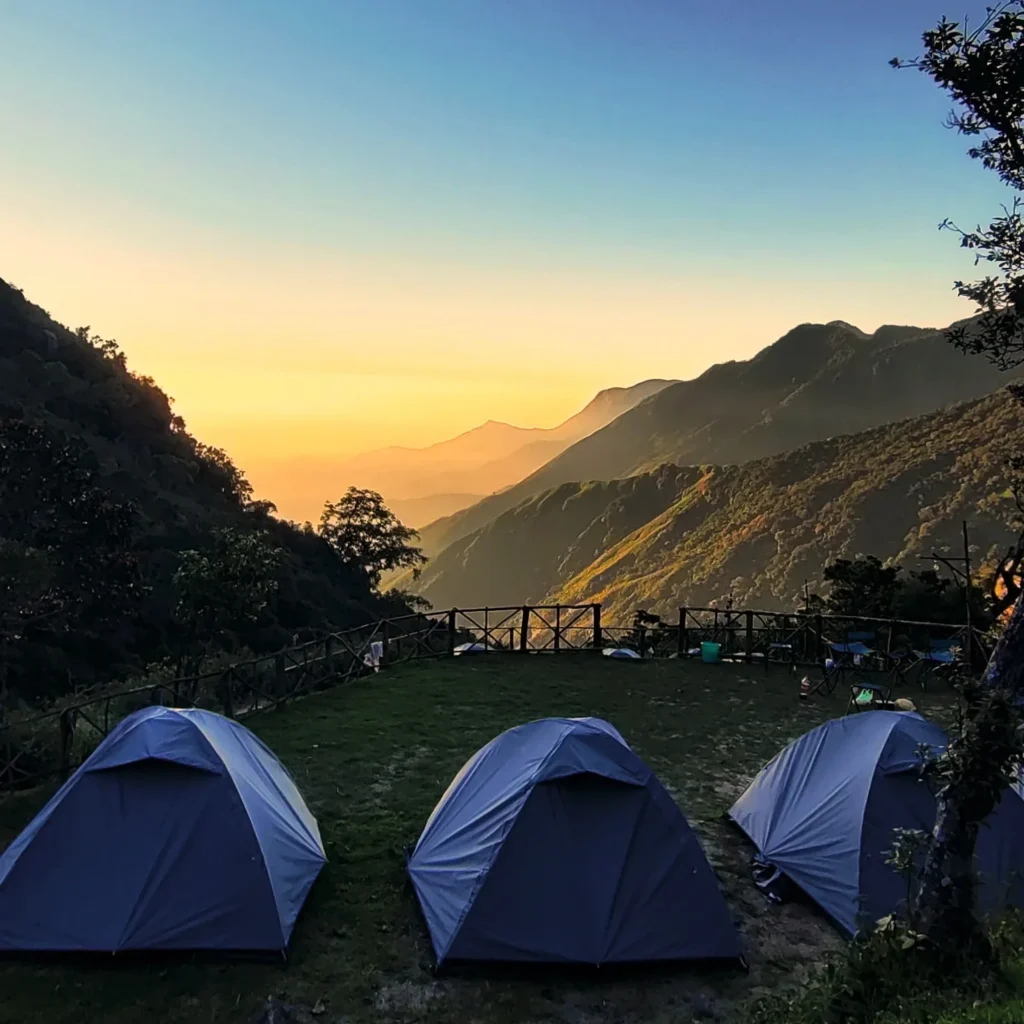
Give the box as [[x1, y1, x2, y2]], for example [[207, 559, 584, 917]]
[[0, 0, 1010, 518]]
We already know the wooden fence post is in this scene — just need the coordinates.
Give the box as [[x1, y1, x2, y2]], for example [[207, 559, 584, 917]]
[[221, 671, 234, 719], [58, 709, 74, 781], [275, 653, 286, 699], [554, 605, 561, 652], [745, 610, 754, 663], [484, 607, 490, 649], [677, 608, 687, 657], [814, 614, 824, 664], [380, 620, 390, 669], [520, 607, 530, 652], [447, 609, 457, 656], [593, 604, 602, 649]]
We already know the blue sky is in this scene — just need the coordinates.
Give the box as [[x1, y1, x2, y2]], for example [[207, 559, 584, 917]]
[[0, 0, 1010, 515], [2, 0, 1004, 267]]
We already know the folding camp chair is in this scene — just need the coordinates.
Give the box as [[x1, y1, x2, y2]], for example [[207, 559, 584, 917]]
[[760, 617, 798, 675], [913, 638, 961, 690], [846, 678, 894, 715], [813, 633, 876, 696]]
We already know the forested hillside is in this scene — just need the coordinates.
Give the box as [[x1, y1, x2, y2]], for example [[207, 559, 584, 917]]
[[0, 278, 402, 705], [417, 319, 1008, 556], [411, 387, 1024, 618]]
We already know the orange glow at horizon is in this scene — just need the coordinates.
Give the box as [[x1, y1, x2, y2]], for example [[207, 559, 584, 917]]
[[0, 189, 980, 524]]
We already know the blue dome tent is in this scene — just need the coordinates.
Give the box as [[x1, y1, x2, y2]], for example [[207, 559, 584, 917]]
[[407, 716, 741, 967], [729, 711, 1024, 937], [0, 707, 326, 955]]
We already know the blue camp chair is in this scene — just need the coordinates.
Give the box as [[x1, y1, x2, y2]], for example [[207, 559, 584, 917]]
[[815, 631, 877, 695], [913, 637, 961, 690]]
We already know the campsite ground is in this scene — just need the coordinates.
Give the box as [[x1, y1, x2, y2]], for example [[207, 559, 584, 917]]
[[0, 655, 958, 1024]]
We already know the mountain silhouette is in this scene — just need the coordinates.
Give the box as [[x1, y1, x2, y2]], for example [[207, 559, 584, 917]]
[[409, 387, 1023, 617], [415, 318, 1009, 557]]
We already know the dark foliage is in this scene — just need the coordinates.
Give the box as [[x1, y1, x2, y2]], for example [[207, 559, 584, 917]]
[[893, 3, 1024, 370], [816, 555, 987, 626], [0, 418, 141, 704], [888, 0, 1024, 957], [319, 487, 427, 590], [0, 278, 399, 705], [171, 527, 282, 676]]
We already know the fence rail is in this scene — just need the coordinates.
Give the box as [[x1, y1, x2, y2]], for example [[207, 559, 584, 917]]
[[0, 603, 986, 792]]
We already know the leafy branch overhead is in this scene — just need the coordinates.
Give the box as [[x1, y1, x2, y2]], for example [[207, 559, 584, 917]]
[[319, 487, 427, 590], [893, 2, 1024, 369], [892, 0, 1024, 956]]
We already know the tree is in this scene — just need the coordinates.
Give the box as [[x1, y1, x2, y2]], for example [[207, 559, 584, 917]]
[[171, 528, 281, 678], [0, 418, 140, 705], [894, 2, 1024, 951], [893, 4, 1024, 370], [820, 556, 904, 618], [809, 555, 979, 625], [318, 488, 427, 590]]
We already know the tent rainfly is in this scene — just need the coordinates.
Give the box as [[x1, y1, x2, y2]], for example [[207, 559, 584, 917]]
[[602, 648, 641, 660], [729, 710, 1024, 936], [0, 707, 326, 955], [454, 642, 493, 655], [407, 716, 742, 966]]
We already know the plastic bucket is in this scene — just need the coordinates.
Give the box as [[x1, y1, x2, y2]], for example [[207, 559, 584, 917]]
[[701, 641, 722, 664]]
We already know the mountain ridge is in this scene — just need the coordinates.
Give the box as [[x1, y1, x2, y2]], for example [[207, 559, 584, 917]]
[[327, 378, 678, 512], [415, 317, 1006, 556], [408, 386, 1023, 618]]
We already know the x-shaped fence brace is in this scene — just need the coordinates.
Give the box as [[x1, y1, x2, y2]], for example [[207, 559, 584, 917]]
[[454, 608, 521, 650], [523, 605, 596, 651], [391, 618, 450, 662]]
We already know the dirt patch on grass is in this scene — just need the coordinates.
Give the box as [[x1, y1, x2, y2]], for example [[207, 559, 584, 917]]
[[373, 978, 445, 1015], [370, 745, 431, 801]]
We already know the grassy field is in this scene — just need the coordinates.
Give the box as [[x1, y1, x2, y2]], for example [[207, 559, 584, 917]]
[[0, 654, 958, 1024]]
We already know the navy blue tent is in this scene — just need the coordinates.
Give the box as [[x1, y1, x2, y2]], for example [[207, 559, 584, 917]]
[[407, 716, 741, 966], [729, 711, 1024, 936], [0, 707, 326, 954]]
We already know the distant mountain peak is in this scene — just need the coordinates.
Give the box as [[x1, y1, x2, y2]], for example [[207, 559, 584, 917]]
[[413, 315, 1012, 559], [825, 319, 868, 335]]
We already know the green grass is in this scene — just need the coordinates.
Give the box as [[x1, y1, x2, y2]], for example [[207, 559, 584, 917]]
[[0, 655, 961, 1024]]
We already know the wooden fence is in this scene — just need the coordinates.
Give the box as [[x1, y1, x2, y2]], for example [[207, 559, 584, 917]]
[[0, 603, 984, 792]]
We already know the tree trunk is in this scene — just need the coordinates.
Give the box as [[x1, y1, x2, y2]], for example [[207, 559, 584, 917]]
[[913, 593, 1024, 945]]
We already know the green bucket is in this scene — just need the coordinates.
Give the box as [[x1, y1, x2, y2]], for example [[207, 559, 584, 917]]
[[701, 641, 722, 664]]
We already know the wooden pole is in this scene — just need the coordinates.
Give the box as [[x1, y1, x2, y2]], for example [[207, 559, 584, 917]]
[[380, 619, 390, 669], [58, 709, 74, 781], [745, 610, 754, 663], [678, 607, 687, 657], [520, 606, 530, 652], [221, 670, 234, 718], [447, 609, 457, 656], [275, 652, 287, 699], [963, 519, 974, 670], [593, 604, 602, 649], [554, 605, 562, 652]]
